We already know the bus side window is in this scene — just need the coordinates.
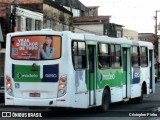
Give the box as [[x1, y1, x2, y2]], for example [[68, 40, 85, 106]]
[[72, 41, 86, 69], [132, 46, 140, 67], [111, 44, 121, 68], [140, 47, 148, 67], [98, 43, 110, 69]]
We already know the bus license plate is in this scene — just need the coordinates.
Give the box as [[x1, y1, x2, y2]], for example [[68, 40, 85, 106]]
[[30, 93, 40, 97]]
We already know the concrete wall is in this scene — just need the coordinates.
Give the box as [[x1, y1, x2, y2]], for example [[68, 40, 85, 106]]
[[43, 3, 72, 31], [123, 28, 138, 40], [73, 24, 103, 35]]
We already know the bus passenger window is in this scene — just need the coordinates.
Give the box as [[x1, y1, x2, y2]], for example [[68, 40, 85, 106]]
[[98, 43, 110, 68], [132, 46, 140, 67], [140, 47, 148, 67], [111, 44, 121, 68], [72, 41, 86, 69], [72, 42, 78, 55]]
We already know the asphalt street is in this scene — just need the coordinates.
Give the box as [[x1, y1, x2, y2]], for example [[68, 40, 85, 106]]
[[0, 81, 160, 119]]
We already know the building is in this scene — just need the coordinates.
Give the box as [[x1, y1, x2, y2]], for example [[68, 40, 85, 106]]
[[16, 7, 43, 31], [55, 0, 87, 17], [138, 33, 158, 43], [138, 33, 158, 61], [0, 22, 4, 49], [15, 0, 73, 31], [0, 0, 73, 48], [108, 23, 124, 38], [73, 16, 124, 38], [123, 28, 138, 40], [43, 0, 72, 31], [0, 1, 11, 48], [73, 16, 110, 35], [85, 6, 99, 16], [71, 2, 124, 38]]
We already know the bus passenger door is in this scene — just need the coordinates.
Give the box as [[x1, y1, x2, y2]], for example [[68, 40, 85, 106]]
[[149, 50, 155, 93], [87, 45, 96, 106], [122, 48, 131, 99]]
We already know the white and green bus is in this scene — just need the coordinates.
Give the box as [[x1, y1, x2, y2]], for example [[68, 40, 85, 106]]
[[5, 30, 155, 112]]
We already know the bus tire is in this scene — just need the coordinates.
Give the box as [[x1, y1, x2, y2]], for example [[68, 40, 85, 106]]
[[135, 88, 143, 104], [100, 89, 110, 112]]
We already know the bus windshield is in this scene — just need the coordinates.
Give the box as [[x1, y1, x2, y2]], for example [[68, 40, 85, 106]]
[[11, 35, 61, 60]]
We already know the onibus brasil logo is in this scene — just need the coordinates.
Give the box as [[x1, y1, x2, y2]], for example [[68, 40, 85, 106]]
[[17, 73, 38, 79]]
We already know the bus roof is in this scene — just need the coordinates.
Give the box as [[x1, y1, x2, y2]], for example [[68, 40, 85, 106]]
[[7, 30, 153, 49], [138, 40, 153, 49]]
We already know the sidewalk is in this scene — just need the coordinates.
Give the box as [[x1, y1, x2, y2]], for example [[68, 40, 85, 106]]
[[149, 79, 160, 113]]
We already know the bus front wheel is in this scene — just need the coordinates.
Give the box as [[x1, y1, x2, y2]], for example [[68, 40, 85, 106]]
[[100, 89, 110, 112]]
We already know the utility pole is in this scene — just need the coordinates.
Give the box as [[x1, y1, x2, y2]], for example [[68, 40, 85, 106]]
[[10, 0, 17, 32], [155, 10, 158, 35], [155, 10, 160, 35], [69, 0, 73, 31]]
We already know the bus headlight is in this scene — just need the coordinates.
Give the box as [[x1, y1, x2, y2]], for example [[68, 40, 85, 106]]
[[57, 75, 67, 97]]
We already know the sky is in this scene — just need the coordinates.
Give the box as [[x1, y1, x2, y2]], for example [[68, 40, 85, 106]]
[[79, 0, 160, 34]]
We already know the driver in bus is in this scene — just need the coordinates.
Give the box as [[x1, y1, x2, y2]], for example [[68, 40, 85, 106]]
[[38, 36, 55, 59]]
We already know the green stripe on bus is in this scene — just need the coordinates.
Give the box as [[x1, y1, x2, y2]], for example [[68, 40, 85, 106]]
[[13, 65, 41, 82], [97, 69, 125, 88]]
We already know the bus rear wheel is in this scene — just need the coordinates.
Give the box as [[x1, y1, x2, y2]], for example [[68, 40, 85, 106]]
[[100, 89, 110, 112]]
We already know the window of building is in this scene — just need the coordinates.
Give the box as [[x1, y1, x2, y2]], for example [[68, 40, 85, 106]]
[[64, 25, 69, 31], [63, 6, 80, 17], [16, 16, 21, 31], [72, 8, 81, 17], [0, 23, 4, 42], [117, 31, 122, 38], [35, 20, 41, 30], [47, 19, 53, 29], [132, 46, 140, 67], [140, 46, 148, 67], [72, 41, 86, 69], [111, 44, 121, 68], [59, 23, 65, 31], [26, 18, 32, 31], [98, 43, 110, 68], [104, 29, 108, 35]]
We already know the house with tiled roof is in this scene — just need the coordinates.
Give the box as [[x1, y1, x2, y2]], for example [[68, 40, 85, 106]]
[[73, 16, 110, 35], [73, 15, 124, 37]]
